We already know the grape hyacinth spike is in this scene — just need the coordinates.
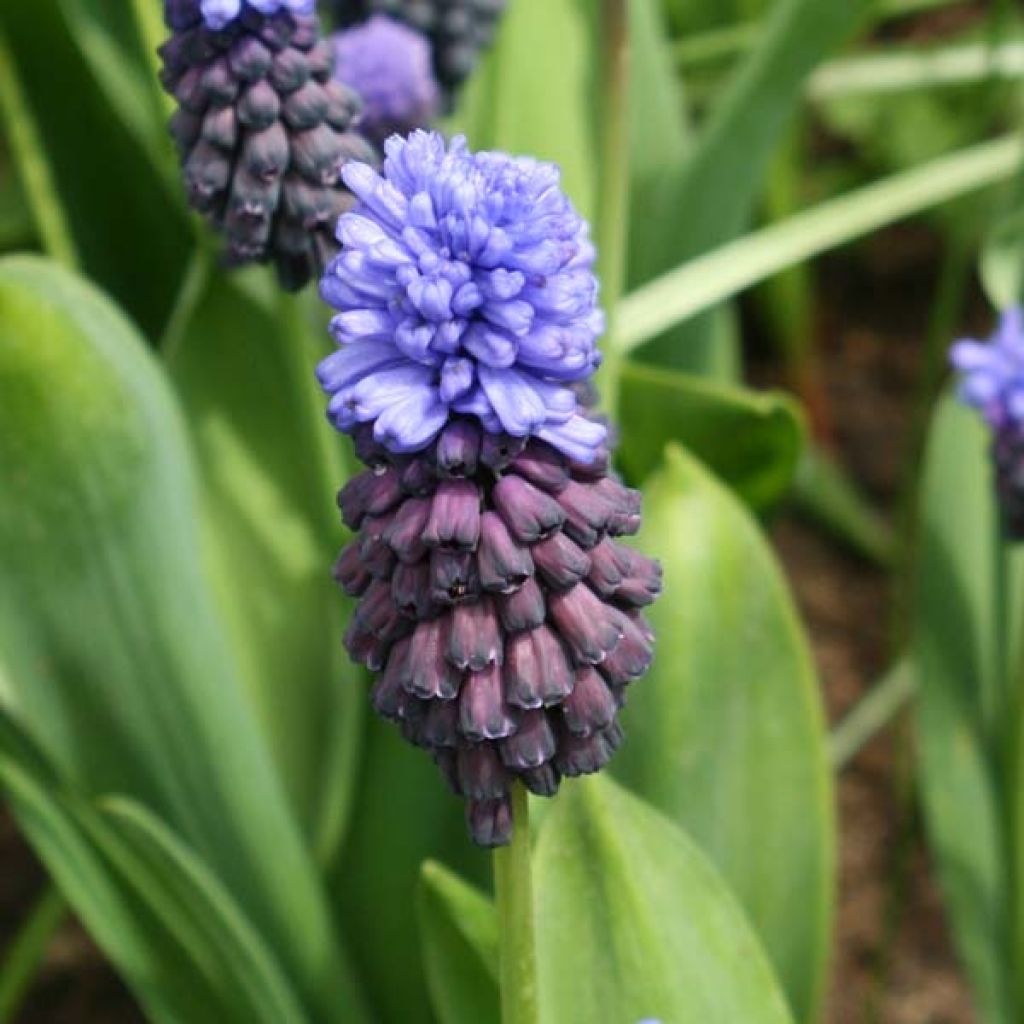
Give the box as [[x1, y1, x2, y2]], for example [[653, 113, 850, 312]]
[[951, 307, 1024, 538], [320, 131, 661, 847], [160, 0, 377, 289]]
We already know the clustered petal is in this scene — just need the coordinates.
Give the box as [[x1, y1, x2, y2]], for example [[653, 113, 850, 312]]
[[160, 0, 376, 288], [332, 16, 441, 146], [330, 0, 507, 106], [318, 131, 606, 462], [951, 307, 1024, 537], [335, 420, 661, 846]]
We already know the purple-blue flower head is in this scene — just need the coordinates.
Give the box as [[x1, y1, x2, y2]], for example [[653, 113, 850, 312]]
[[197, 0, 314, 30], [318, 131, 607, 463], [951, 307, 1024, 430], [951, 307, 1024, 538], [333, 16, 441, 145]]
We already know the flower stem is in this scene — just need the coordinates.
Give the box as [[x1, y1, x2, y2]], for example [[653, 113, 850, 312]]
[[595, 0, 631, 422], [0, 884, 66, 1023], [493, 784, 539, 1024]]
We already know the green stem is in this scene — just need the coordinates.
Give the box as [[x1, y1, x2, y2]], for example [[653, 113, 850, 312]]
[[595, 0, 630, 423], [0, 30, 78, 269], [493, 785, 538, 1024], [0, 885, 66, 1024], [829, 660, 916, 770]]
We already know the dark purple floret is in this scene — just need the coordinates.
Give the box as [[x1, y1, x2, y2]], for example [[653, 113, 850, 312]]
[[332, 419, 661, 846], [160, 0, 376, 288]]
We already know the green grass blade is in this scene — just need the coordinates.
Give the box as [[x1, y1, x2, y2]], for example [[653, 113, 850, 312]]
[[616, 135, 1024, 356]]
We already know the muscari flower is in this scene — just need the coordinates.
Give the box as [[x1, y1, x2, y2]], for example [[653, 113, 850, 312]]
[[160, 0, 376, 289], [332, 16, 441, 147], [319, 131, 661, 846], [951, 307, 1024, 537], [330, 0, 507, 108]]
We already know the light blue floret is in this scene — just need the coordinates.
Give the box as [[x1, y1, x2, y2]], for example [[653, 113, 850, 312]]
[[950, 307, 1024, 429], [200, 0, 314, 30], [318, 131, 607, 461]]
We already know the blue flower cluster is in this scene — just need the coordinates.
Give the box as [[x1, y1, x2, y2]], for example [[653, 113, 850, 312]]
[[950, 307, 1024, 430], [317, 131, 607, 463], [333, 16, 441, 145], [198, 0, 314, 30]]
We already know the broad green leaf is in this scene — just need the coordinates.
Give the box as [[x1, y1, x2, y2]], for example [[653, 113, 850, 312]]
[[535, 775, 795, 1024], [0, 0, 191, 337], [911, 396, 1014, 1023], [451, 0, 598, 220], [332, 725, 489, 1024], [0, 256, 367, 1023], [630, 0, 872, 375], [617, 360, 804, 509], [417, 861, 500, 1024], [166, 266, 364, 864], [615, 444, 834, 1021]]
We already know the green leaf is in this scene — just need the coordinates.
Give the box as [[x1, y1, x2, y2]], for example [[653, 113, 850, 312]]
[[0, 707, 305, 1024], [0, 255, 367, 1023], [616, 135, 1024, 357], [166, 266, 364, 865], [629, 0, 872, 374], [0, 0, 191, 337], [911, 396, 1014, 1023], [451, 0, 598, 219], [614, 444, 835, 1021], [417, 861, 500, 1024], [981, 204, 1024, 309], [617, 360, 804, 509], [534, 775, 795, 1024], [332, 724, 489, 1024]]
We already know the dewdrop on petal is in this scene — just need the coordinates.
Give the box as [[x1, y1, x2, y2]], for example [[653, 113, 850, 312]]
[[319, 132, 661, 847]]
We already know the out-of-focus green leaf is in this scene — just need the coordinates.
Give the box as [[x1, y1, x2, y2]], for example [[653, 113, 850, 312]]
[[535, 775, 795, 1024], [911, 396, 1014, 1024], [452, 0, 598, 219], [54, 0, 171, 176], [0, 256, 367, 1023], [332, 725, 489, 1024], [417, 861, 499, 1024], [981, 205, 1024, 309], [617, 360, 804, 508], [631, 0, 872, 376], [166, 267, 363, 865], [615, 444, 834, 1021], [0, 710, 304, 1024], [0, 0, 191, 337]]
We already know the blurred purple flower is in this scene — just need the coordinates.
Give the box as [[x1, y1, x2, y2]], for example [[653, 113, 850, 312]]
[[160, 0, 376, 288], [332, 16, 441, 145], [318, 130, 606, 461], [951, 307, 1024, 429], [951, 307, 1024, 537]]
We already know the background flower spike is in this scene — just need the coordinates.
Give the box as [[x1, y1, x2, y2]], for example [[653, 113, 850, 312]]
[[160, 0, 377, 288]]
